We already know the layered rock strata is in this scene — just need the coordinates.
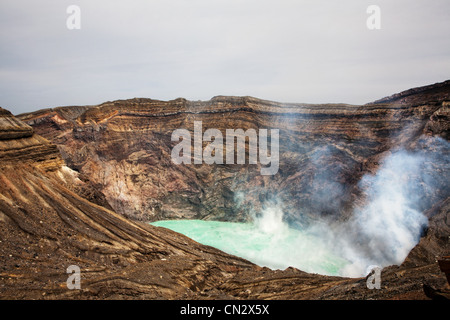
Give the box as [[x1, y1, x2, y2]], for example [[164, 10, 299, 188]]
[[17, 82, 450, 226]]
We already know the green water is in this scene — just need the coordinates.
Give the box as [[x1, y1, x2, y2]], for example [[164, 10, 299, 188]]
[[151, 219, 348, 276]]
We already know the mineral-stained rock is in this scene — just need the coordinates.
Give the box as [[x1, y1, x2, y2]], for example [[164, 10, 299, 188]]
[[18, 82, 450, 226]]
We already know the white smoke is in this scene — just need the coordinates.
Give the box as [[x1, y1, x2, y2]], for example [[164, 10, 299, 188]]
[[251, 143, 442, 277], [250, 201, 348, 274], [335, 149, 430, 277], [255, 203, 287, 235]]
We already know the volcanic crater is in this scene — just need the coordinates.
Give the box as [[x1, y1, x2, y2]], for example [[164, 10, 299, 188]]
[[0, 80, 449, 300]]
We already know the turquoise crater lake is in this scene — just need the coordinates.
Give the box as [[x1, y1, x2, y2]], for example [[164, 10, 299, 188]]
[[151, 219, 348, 276]]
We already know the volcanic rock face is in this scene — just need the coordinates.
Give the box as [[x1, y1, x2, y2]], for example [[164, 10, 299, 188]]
[[18, 82, 450, 226], [0, 109, 258, 299], [0, 108, 63, 171], [0, 80, 448, 300]]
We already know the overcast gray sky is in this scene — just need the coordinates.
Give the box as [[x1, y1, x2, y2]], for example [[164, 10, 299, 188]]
[[1, 0, 449, 115]]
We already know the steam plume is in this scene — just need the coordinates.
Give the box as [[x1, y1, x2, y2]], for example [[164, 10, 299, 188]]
[[251, 136, 448, 277]]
